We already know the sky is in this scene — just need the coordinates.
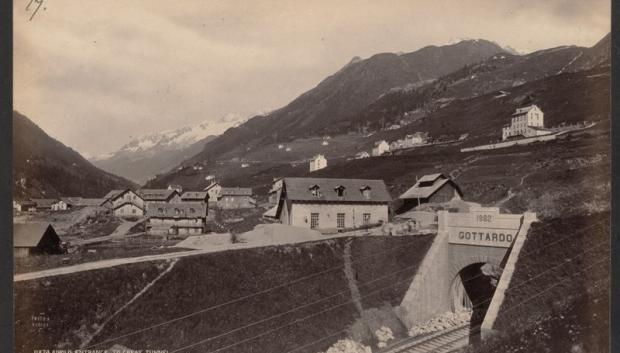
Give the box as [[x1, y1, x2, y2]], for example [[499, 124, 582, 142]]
[[14, 0, 610, 157]]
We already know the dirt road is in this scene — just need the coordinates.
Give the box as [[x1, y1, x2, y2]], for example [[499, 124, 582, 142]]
[[73, 218, 144, 245]]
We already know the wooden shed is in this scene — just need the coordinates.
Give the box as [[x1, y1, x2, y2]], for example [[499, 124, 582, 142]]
[[398, 173, 463, 213], [13, 223, 63, 257]]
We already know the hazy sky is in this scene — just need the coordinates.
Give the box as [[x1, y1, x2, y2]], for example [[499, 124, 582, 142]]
[[14, 0, 610, 157]]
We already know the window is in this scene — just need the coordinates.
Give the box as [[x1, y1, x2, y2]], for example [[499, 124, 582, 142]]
[[337, 213, 345, 229], [189, 208, 195, 214], [310, 213, 319, 229], [363, 213, 371, 225], [132, 208, 137, 214], [360, 186, 372, 199], [158, 207, 164, 213], [174, 208, 180, 215], [335, 186, 345, 197], [309, 185, 321, 197]]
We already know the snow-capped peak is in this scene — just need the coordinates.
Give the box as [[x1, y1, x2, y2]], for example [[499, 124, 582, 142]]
[[93, 113, 248, 159]]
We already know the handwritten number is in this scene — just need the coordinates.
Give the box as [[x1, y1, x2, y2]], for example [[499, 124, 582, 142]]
[[27, 0, 44, 21]]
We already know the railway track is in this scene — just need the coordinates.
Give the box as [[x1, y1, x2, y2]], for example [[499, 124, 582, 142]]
[[383, 324, 472, 353]]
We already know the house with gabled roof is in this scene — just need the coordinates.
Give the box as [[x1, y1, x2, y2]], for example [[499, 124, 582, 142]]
[[14, 223, 63, 257], [502, 104, 551, 140], [146, 202, 208, 237], [181, 191, 210, 204], [398, 173, 462, 212], [218, 187, 255, 209], [138, 189, 182, 206], [31, 199, 59, 211], [204, 182, 222, 203], [275, 177, 391, 232], [101, 189, 145, 218]]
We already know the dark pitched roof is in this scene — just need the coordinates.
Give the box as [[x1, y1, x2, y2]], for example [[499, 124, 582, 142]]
[[102, 189, 126, 201], [181, 191, 209, 200], [203, 182, 220, 191], [138, 189, 178, 201], [282, 177, 392, 203], [14, 223, 57, 247], [399, 174, 461, 199], [220, 187, 253, 196], [146, 202, 207, 218], [31, 199, 59, 208], [512, 104, 540, 116]]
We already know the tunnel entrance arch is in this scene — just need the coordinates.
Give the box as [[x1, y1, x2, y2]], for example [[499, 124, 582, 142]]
[[399, 207, 538, 344]]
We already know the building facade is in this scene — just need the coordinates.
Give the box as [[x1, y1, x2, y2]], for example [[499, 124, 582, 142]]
[[372, 140, 390, 156], [146, 202, 208, 237], [204, 182, 222, 203], [101, 189, 145, 218], [218, 187, 255, 209], [309, 154, 327, 172], [275, 178, 391, 232], [502, 105, 550, 140]]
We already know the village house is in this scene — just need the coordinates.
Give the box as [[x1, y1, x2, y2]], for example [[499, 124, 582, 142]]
[[51, 199, 71, 211], [167, 184, 183, 193], [14, 223, 63, 257], [180, 191, 210, 204], [204, 182, 222, 204], [31, 199, 58, 212], [309, 154, 327, 172], [268, 177, 284, 206], [146, 202, 208, 237], [13, 200, 37, 213], [390, 133, 427, 151], [62, 197, 104, 207], [218, 187, 255, 209], [264, 178, 285, 219], [274, 177, 391, 232], [101, 189, 145, 218], [398, 173, 463, 212], [138, 189, 182, 207], [502, 104, 551, 140], [372, 140, 390, 156]]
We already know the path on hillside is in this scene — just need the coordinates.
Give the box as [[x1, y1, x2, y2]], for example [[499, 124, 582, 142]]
[[495, 173, 530, 209], [73, 218, 144, 245], [79, 259, 179, 348], [343, 239, 363, 315]]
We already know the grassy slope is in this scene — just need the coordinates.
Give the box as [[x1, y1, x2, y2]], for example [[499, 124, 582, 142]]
[[14, 235, 434, 353], [146, 67, 610, 206], [461, 212, 609, 353]]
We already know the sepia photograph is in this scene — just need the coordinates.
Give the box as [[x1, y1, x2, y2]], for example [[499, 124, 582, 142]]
[[10, 1, 613, 352]]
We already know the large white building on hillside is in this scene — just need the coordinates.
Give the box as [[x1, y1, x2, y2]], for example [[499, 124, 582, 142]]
[[502, 105, 551, 140], [309, 154, 327, 172]]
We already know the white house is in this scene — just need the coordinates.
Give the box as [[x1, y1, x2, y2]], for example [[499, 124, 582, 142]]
[[51, 200, 70, 211], [372, 140, 390, 156], [204, 182, 222, 203], [502, 105, 551, 140], [274, 177, 391, 232], [309, 154, 328, 172]]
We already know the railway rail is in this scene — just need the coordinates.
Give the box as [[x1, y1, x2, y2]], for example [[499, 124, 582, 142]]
[[383, 324, 473, 353]]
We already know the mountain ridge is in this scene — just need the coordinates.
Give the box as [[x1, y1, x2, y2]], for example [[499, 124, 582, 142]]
[[13, 111, 137, 199]]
